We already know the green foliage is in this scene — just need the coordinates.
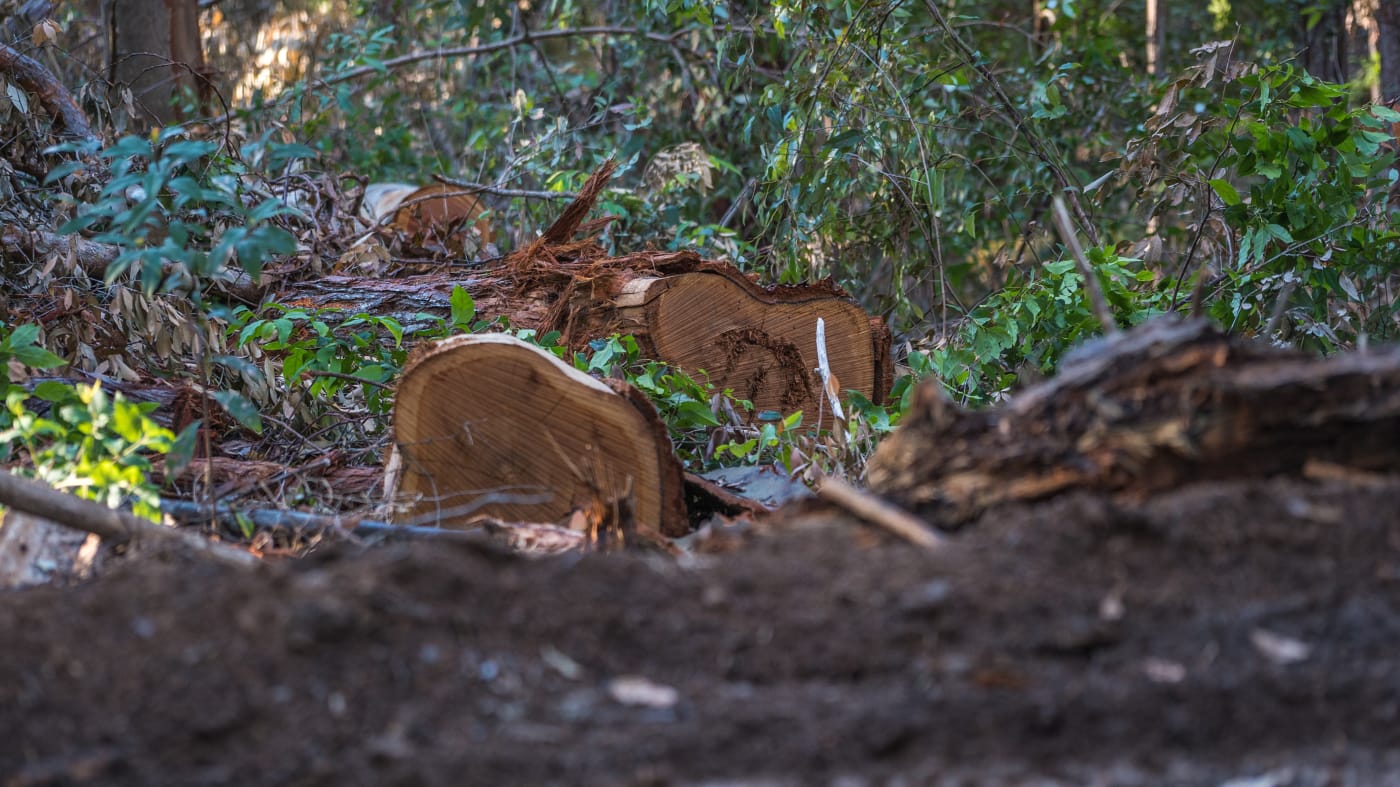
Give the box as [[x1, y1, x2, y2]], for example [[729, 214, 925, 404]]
[[0, 323, 65, 392], [224, 304, 412, 437], [1126, 58, 1400, 349], [570, 333, 906, 476], [0, 324, 176, 522], [51, 129, 299, 297], [1, 382, 176, 523], [929, 251, 1168, 404]]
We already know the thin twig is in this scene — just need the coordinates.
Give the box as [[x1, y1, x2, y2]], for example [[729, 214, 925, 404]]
[[159, 499, 494, 544], [303, 369, 395, 390], [431, 174, 577, 202], [1264, 279, 1297, 336], [816, 475, 944, 550], [718, 177, 757, 229], [1051, 196, 1119, 334]]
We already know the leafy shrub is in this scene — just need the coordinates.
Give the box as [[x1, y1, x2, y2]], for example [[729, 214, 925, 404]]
[[0, 324, 177, 522]]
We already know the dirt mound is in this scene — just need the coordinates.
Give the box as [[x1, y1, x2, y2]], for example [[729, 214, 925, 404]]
[[4, 475, 1400, 786]]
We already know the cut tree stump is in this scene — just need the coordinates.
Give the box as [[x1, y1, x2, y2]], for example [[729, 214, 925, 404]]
[[868, 317, 1400, 525], [386, 334, 689, 536]]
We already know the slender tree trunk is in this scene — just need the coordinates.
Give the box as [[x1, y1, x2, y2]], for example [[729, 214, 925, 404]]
[[1300, 0, 1372, 85], [109, 0, 205, 126], [1146, 0, 1163, 77], [1378, 0, 1400, 101]]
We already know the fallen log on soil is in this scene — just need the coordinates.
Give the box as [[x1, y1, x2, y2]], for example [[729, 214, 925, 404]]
[[386, 333, 690, 536], [278, 162, 892, 426], [868, 317, 1400, 525], [158, 499, 504, 546], [280, 253, 891, 427]]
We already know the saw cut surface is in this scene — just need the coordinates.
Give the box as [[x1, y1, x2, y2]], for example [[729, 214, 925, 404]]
[[640, 271, 876, 423], [390, 334, 684, 532]]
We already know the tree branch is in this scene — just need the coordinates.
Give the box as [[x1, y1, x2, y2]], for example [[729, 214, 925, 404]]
[[319, 27, 687, 88], [0, 41, 96, 143], [0, 470, 256, 567], [1051, 196, 1118, 334], [430, 174, 576, 201]]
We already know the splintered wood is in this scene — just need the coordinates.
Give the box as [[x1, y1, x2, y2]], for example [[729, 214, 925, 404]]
[[361, 181, 495, 255], [867, 318, 1400, 524], [387, 334, 688, 536]]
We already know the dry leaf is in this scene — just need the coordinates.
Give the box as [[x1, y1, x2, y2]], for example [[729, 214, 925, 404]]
[[32, 19, 61, 47]]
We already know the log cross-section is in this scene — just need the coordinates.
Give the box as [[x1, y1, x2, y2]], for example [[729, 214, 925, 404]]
[[603, 268, 886, 424], [388, 334, 688, 536]]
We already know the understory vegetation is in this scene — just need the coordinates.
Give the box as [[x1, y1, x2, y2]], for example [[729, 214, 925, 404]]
[[3, 0, 1399, 514]]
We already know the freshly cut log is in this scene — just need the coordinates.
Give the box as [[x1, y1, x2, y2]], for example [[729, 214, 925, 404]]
[[579, 263, 891, 428], [283, 163, 891, 428], [278, 256, 892, 428], [387, 334, 689, 536], [867, 317, 1400, 526]]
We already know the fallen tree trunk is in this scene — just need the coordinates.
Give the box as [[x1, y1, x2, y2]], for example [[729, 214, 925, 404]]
[[868, 318, 1400, 525], [386, 333, 690, 536], [0, 41, 96, 142], [279, 252, 891, 427]]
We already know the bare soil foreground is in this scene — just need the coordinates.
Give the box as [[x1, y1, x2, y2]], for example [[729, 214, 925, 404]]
[[3, 474, 1400, 786]]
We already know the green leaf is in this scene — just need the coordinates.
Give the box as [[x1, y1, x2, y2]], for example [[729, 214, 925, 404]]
[[1209, 178, 1242, 206], [166, 421, 201, 480], [353, 364, 387, 383], [10, 344, 65, 369], [211, 390, 262, 434], [7, 323, 40, 349], [450, 286, 476, 328], [32, 381, 75, 402], [109, 400, 143, 443], [676, 400, 720, 427], [1368, 104, 1400, 124], [43, 160, 87, 185]]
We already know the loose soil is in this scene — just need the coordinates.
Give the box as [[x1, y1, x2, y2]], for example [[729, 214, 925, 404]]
[[3, 476, 1400, 786]]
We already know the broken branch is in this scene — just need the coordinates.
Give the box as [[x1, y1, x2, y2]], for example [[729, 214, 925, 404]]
[[817, 475, 944, 550], [0, 471, 256, 567]]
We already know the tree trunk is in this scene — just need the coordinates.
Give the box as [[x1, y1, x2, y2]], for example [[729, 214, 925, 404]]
[[1378, 0, 1400, 101], [1146, 0, 1163, 77], [109, 0, 205, 126], [1299, 0, 1371, 84]]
